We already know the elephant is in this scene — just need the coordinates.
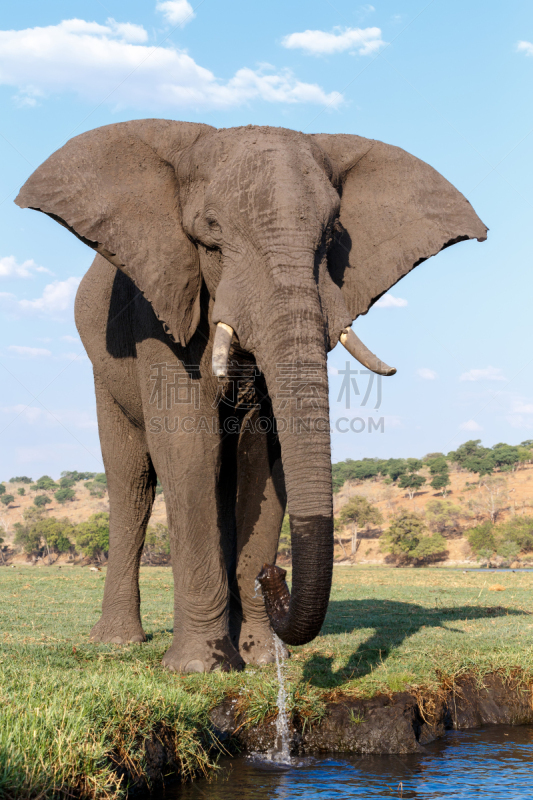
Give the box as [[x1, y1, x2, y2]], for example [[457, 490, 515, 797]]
[[15, 121, 487, 673]]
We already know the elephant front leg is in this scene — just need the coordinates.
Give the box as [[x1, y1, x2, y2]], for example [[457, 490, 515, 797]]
[[90, 378, 156, 644], [149, 428, 244, 674], [231, 413, 289, 665]]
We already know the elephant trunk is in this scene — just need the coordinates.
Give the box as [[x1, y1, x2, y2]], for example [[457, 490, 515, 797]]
[[254, 288, 334, 646]]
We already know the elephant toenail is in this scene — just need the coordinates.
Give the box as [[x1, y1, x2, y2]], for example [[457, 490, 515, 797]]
[[184, 659, 205, 673]]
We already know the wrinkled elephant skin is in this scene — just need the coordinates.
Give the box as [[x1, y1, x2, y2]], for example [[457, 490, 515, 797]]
[[15, 122, 487, 672]]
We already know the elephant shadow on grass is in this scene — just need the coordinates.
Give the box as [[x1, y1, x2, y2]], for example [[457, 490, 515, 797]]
[[301, 599, 526, 688]]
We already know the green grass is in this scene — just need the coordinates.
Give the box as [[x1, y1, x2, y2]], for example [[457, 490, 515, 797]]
[[2, 565, 533, 797]]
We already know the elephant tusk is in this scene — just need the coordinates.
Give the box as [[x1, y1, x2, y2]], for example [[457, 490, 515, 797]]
[[339, 327, 396, 376], [212, 322, 234, 377]]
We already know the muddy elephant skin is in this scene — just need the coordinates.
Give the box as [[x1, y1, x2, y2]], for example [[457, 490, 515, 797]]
[[15, 122, 487, 672]]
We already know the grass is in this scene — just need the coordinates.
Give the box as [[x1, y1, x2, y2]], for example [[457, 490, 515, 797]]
[[2, 565, 533, 797]]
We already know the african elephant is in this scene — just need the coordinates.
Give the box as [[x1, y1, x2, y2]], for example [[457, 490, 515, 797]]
[[16, 121, 486, 672]]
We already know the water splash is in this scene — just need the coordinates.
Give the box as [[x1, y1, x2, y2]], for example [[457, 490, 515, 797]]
[[270, 634, 292, 764]]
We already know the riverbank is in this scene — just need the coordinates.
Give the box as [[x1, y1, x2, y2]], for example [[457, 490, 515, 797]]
[[2, 566, 533, 798]]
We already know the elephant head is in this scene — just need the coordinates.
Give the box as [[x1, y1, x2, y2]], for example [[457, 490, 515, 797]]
[[15, 120, 487, 647]]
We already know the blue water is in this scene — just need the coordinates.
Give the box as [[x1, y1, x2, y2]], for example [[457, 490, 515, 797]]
[[173, 726, 533, 799]]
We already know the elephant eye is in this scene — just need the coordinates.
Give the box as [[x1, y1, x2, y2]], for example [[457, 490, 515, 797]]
[[206, 216, 220, 230]]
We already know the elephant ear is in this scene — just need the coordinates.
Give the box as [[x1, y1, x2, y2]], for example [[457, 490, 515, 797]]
[[311, 133, 487, 320], [15, 119, 215, 346]]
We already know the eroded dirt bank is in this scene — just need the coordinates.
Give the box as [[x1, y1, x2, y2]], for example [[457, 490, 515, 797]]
[[123, 672, 533, 795]]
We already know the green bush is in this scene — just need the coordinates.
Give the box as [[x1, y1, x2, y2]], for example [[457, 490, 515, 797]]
[[380, 511, 447, 565], [0, 494, 14, 506], [34, 495, 52, 508], [425, 499, 462, 535], [13, 522, 42, 556], [0, 483, 5, 495], [33, 475, 58, 491], [55, 487, 76, 504], [9, 475, 32, 483], [467, 521, 496, 556], [144, 522, 170, 561], [60, 470, 96, 482], [74, 513, 109, 559], [14, 517, 74, 557], [17, 487, 25, 496], [85, 481, 105, 498]]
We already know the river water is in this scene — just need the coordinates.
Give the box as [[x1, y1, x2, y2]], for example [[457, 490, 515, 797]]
[[172, 725, 533, 799]]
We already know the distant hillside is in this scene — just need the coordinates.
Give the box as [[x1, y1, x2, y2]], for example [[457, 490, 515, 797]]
[[2, 439, 533, 567]]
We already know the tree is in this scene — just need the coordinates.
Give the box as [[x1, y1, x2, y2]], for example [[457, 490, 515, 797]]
[[431, 471, 451, 497], [74, 512, 110, 560], [339, 495, 383, 555], [467, 476, 508, 523], [17, 487, 25, 496], [34, 494, 52, 508], [9, 476, 32, 484], [14, 522, 42, 556], [380, 511, 447, 565], [0, 484, 5, 495], [491, 444, 520, 471], [425, 499, 462, 535], [398, 472, 426, 499], [0, 494, 15, 506], [14, 516, 73, 560], [383, 459, 408, 482], [33, 475, 58, 491], [55, 487, 76, 504]]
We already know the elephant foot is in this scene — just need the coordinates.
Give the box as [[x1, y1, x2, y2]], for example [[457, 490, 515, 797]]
[[89, 616, 146, 644], [162, 635, 245, 674], [235, 622, 290, 666]]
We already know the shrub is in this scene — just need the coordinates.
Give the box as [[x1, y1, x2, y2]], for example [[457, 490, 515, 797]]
[[34, 495, 52, 508], [0, 484, 5, 495], [425, 499, 462, 535], [38, 517, 74, 554], [55, 487, 76, 504], [13, 517, 74, 558], [380, 511, 447, 565], [144, 523, 171, 562], [17, 487, 25, 496], [85, 481, 105, 498], [1, 494, 15, 506], [466, 521, 496, 556], [9, 475, 32, 483], [74, 513, 109, 560]]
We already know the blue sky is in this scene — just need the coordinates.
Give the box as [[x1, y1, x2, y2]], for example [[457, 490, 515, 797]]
[[0, 0, 532, 479]]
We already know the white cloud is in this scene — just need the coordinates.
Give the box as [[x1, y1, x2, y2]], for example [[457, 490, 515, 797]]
[[459, 366, 506, 382], [513, 401, 533, 414], [18, 277, 81, 317], [0, 255, 52, 278], [61, 335, 79, 343], [417, 368, 437, 380], [459, 420, 483, 432], [156, 0, 195, 26], [8, 345, 52, 358], [517, 41, 533, 56], [282, 26, 385, 56], [0, 19, 342, 111], [374, 294, 408, 308]]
